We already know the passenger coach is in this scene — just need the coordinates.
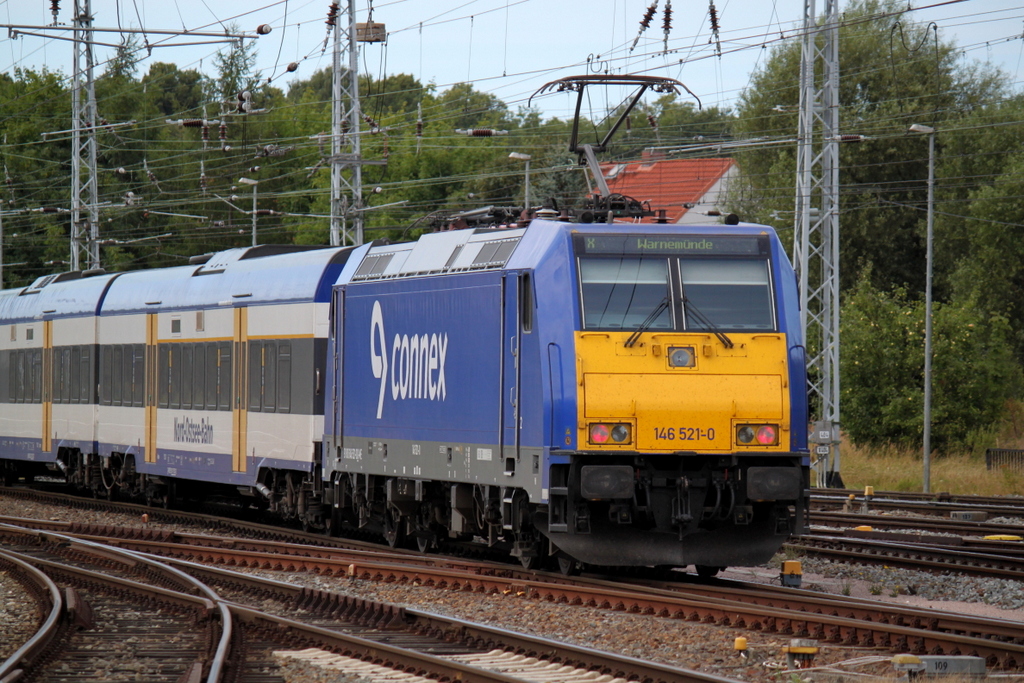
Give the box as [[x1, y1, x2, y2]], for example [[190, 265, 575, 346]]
[[0, 245, 352, 524]]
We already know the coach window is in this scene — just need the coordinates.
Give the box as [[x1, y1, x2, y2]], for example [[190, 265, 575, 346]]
[[111, 346, 123, 405], [217, 342, 232, 411], [31, 349, 42, 403], [171, 317, 181, 335], [169, 345, 181, 409], [678, 259, 775, 331], [69, 350, 79, 403], [278, 343, 291, 413], [80, 346, 92, 404], [158, 346, 169, 408], [62, 348, 73, 404], [264, 343, 277, 412], [101, 347, 112, 405], [205, 343, 218, 409], [193, 344, 206, 409], [248, 342, 262, 411], [181, 345, 193, 409], [578, 258, 672, 330], [132, 345, 145, 407]]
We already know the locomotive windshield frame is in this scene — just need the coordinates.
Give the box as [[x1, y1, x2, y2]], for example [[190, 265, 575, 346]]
[[574, 233, 778, 333]]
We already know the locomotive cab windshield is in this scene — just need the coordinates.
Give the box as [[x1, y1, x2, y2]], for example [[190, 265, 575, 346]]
[[576, 233, 777, 333]]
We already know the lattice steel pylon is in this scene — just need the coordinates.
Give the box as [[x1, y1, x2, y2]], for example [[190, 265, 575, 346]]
[[330, 0, 364, 247], [70, 0, 100, 271], [794, 0, 843, 487]]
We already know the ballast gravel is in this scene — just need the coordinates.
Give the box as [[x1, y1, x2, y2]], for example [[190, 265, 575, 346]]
[[4, 496, 1024, 683]]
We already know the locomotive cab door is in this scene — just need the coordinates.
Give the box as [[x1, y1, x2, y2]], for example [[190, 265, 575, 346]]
[[501, 273, 522, 473]]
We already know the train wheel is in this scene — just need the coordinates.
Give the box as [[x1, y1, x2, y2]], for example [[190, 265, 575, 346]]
[[695, 565, 721, 578], [556, 553, 580, 576], [415, 535, 435, 553], [383, 506, 405, 548], [519, 553, 543, 571]]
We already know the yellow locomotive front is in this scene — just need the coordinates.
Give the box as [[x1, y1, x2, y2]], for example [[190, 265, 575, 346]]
[[541, 229, 808, 572]]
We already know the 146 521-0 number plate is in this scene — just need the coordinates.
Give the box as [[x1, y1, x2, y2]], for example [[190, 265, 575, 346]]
[[653, 427, 715, 441]]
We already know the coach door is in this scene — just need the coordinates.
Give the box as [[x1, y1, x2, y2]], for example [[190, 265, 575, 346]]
[[501, 273, 521, 472], [42, 320, 53, 453], [145, 313, 158, 463], [330, 289, 344, 440], [232, 306, 248, 473]]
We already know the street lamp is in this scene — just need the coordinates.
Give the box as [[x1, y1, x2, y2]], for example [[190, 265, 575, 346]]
[[238, 177, 258, 247], [509, 152, 532, 211], [909, 122, 935, 493]]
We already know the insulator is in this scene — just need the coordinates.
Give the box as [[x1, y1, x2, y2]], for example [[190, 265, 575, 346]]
[[647, 114, 658, 131], [256, 24, 272, 35], [708, 3, 719, 32], [201, 125, 209, 142], [199, 173, 208, 192], [455, 128, 509, 137], [326, 1, 339, 27], [416, 120, 423, 137], [286, 62, 299, 73], [147, 170, 158, 183], [663, 0, 672, 33], [50, 0, 60, 21], [382, 135, 390, 159], [179, 119, 204, 128], [254, 209, 276, 216], [219, 122, 227, 141], [640, 2, 657, 29], [363, 114, 379, 130]]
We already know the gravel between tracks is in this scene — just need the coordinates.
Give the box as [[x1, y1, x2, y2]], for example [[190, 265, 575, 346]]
[[4, 497, 1024, 683], [0, 569, 39, 661]]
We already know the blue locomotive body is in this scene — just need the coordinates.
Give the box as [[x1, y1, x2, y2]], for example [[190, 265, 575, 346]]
[[323, 220, 809, 569]]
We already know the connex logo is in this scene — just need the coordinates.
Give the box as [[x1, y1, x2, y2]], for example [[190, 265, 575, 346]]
[[370, 300, 448, 419]]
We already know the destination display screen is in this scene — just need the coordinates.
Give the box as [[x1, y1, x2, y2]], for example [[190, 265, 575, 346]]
[[573, 233, 767, 257]]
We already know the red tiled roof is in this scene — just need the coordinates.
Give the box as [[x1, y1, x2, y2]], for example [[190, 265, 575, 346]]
[[596, 156, 735, 222]]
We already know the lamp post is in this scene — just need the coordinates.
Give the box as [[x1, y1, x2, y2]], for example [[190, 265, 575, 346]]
[[238, 177, 258, 247], [508, 152, 532, 211], [909, 123, 935, 493]]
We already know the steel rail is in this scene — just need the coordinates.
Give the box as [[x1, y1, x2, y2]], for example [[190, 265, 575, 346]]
[[0, 548, 65, 682]]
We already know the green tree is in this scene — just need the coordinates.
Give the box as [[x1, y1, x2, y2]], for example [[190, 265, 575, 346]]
[[841, 276, 1021, 450], [732, 0, 1003, 295]]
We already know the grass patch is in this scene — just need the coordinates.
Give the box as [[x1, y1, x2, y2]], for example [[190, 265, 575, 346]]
[[837, 439, 1024, 496]]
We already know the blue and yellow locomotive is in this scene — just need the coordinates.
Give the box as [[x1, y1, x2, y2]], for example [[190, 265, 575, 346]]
[[323, 218, 809, 572]]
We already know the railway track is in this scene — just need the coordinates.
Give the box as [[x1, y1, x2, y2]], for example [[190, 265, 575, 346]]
[[5, 504, 1024, 671], [812, 490, 1024, 520], [0, 522, 738, 683]]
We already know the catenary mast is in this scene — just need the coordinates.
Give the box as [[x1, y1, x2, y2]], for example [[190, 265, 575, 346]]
[[794, 0, 842, 487]]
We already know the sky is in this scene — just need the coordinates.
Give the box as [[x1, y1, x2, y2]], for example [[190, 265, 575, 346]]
[[0, 0, 1022, 121]]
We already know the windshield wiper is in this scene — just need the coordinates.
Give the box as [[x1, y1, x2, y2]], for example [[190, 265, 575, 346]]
[[624, 297, 670, 348], [682, 294, 734, 349]]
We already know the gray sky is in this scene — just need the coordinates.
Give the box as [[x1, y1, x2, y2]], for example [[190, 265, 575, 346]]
[[1, 0, 1021, 119]]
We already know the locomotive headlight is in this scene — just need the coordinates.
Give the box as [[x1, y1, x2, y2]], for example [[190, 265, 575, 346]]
[[737, 426, 755, 444], [581, 465, 634, 499], [736, 424, 779, 446], [668, 346, 696, 368], [611, 424, 631, 443], [589, 423, 633, 445]]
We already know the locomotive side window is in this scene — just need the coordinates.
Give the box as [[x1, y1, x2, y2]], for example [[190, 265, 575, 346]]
[[678, 259, 775, 331], [579, 258, 672, 330]]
